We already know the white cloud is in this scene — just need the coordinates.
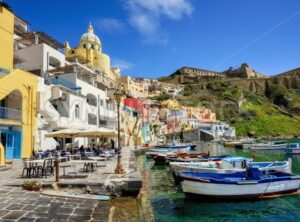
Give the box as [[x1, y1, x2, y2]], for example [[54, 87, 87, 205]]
[[123, 0, 193, 44], [111, 58, 135, 71], [94, 18, 125, 34]]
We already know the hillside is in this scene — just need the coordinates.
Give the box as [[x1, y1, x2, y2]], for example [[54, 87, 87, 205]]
[[161, 72, 300, 137]]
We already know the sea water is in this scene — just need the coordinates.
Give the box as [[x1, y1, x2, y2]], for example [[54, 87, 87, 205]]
[[136, 140, 300, 222]]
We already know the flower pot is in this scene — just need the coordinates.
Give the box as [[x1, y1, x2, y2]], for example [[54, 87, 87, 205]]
[[23, 184, 32, 191], [32, 186, 41, 191]]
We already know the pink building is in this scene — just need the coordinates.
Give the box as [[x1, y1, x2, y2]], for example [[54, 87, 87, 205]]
[[124, 98, 148, 122]]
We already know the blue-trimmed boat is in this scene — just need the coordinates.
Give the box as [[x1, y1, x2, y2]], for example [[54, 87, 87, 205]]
[[286, 143, 300, 155], [179, 167, 300, 200], [170, 157, 290, 175]]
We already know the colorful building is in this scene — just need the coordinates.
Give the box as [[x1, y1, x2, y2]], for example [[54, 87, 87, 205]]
[[123, 98, 151, 144], [120, 76, 148, 98], [64, 24, 120, 87], [0, 7, 38, 163], [124, 98, 147, 122]]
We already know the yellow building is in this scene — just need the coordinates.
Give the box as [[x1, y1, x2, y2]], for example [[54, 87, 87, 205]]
[[0, 6, 38, 164], [120, 76, 148, 98], [64, 23, 120, 83]]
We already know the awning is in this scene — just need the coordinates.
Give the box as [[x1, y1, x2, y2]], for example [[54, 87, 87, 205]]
[[77, 127, 117, 138], [45, 128, 82, 138]]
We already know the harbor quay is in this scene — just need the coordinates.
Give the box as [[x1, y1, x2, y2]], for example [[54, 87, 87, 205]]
[[0, 146, 143, 222]]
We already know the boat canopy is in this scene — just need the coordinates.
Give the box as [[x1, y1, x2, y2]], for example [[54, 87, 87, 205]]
[[222, 157, 252, 163]]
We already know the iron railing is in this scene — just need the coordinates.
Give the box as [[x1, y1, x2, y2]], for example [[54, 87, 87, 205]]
[[0, 107, 22, 122]]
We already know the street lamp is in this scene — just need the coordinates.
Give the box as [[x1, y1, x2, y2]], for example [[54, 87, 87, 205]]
[[114, 88, 125, 174]]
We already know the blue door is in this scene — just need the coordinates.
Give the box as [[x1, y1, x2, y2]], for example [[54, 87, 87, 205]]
[[13, 131, 21, 159], [5, 132, 14, 160]]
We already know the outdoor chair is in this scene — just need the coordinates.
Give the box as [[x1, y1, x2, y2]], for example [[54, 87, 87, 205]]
[[83, 162, 95, 173], [22, 159, 36, 178], [36, 159, 53, 178]]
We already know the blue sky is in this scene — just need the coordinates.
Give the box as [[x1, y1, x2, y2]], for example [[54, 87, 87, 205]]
[[7, 0, 300, 78]]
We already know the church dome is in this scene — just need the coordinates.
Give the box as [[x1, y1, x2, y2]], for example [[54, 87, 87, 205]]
[[80, 23, 101, 45]]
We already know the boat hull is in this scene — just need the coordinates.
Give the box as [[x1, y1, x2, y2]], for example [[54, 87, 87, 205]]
[[184, 189, 299, 200], [286, 149, 300, 155], [245, 142, 287, 150], [171, 161, 290, 175], [181, 179, 300, 199], [154, 145, 193, 149]]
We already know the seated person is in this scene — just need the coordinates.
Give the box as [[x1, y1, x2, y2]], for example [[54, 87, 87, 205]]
[[86, 147, 92, 152], [93, 147, 99, 156]]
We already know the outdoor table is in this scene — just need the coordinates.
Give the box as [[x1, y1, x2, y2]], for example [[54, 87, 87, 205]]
[[59, 162, 72, 176], [26, 159, 45, 167], [69, 160, 98, 175], [88, 156, 106, 167]]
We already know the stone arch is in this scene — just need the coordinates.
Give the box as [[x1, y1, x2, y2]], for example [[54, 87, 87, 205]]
[[0, 89, 22, 121]]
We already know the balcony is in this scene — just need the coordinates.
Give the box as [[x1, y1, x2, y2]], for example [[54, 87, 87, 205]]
[[45, 77, 81, 93], [0, 107, 22, 122]]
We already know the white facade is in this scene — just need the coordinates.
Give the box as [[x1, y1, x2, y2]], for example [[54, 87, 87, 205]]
[[199, 121, 236, 140], [187, 118, 200, 129], [14, 43, 65, 75], [36, 72, 116, 151]]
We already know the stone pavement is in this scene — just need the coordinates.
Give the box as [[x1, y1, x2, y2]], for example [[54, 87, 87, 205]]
[[1, 146, 142, 196], [0, 146, 143, 222], [0, 185, 113, 222]]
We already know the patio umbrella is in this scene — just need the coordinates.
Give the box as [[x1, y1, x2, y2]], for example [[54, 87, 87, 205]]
[[45, 128, 83, 138], [76, 127, 117, 138], [45, 128, 83, 153]]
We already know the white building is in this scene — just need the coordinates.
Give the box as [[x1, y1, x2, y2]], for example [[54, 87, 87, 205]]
[[12, 17, 117, 151], [37, 68, 116, 151], [199, 121, 236, 140], [13, 17, 65, 77]]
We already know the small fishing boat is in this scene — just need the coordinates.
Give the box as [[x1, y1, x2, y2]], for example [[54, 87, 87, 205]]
[[165, 155, 230, 164], [179, 167, 300, 200], [154, 139, 197, 150], [244, 140, 287, 150], [286, 143, 300, 155], [145, 149, 176, 158], [153, 151, 209, 164], [170, 157, 290, 177]]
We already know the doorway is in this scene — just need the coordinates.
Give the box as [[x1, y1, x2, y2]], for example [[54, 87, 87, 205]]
[[0, 130, 22, 160]]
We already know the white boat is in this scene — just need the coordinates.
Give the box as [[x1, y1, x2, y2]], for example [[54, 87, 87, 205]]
[[170, 157, 290, 175], [244, 140, 287, 150], [286, 143, 300, 155], [179, 168, 300, 199]]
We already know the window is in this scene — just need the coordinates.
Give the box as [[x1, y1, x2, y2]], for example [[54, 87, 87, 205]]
[[100, 100, 104, 106], [75, 105, 80, 119], [91, 44, 94, 49], [71, 50, 75, 54], [99, 119, 107, 125], [83, 44, 86, 48]]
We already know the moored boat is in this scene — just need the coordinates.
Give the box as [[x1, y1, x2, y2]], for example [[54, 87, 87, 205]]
[[154, 139, 197, 150], [166, 155, 230, 164], [286, 143, 300, 155], [179, 167, 300, 200], [170, 157, 290, 177], [153, 151, 209, 164], [244, 140, 287, 150]]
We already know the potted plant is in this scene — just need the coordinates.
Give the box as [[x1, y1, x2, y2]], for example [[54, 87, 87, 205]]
[[31, 181, 42, 191], [23, 181, 32, 191], [23, 180, 42, 191]]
